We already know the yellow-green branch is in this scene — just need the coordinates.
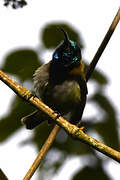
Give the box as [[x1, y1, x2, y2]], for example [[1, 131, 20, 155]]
[[0, 69, 120, 164]]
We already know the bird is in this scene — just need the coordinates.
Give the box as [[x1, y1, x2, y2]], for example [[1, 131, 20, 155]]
[[21, 28, 87, 130]]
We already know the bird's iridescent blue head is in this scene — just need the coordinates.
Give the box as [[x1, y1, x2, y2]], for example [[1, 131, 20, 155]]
[[52, 28, 81, 69]]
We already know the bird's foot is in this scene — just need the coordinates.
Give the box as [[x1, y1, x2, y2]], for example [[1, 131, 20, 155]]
[[79, 126, 85, 130], [77, 122, 85, 130]]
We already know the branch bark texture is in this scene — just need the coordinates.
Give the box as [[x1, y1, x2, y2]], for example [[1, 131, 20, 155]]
[[0, 68, 120, 164]]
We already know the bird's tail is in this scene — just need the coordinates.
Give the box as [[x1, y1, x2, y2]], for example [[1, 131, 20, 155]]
[[21, 110, 48, 129]]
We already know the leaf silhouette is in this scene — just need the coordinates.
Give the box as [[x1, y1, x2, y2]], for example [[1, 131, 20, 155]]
[[2, 49, 41, 81], [72, 165, 110, 180], [91, 92, 119, 149], [0, 96, 35, 142]]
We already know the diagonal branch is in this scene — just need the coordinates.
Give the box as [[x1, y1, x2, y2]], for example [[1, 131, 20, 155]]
[[0, 7, 120, 180], [85, 7, 120, 82], [0, 68, 120, 164], [22, 124, 60, 180]]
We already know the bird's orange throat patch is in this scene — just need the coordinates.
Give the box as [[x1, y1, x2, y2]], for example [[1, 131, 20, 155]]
[[69, 61, 85, 75]]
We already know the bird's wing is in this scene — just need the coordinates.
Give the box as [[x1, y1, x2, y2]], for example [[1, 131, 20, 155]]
[[33, 62, 51, 99]]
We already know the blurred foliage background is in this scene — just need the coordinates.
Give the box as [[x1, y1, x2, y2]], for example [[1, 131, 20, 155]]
[[0, 23, 119, 180]]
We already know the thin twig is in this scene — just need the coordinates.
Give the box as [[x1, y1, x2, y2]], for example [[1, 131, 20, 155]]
[[0, 8, 120, 180], [23, 125, 60, 180], [85, 7, 120, 82]]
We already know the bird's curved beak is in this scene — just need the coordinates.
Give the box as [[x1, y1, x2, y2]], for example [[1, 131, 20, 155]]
[[60, 28, 69, 44]]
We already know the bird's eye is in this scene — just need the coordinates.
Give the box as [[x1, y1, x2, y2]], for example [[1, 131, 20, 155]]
[[62, 52, 71, 65], [62, 52, 71, 58]]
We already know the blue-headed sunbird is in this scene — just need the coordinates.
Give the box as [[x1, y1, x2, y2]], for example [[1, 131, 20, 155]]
[[21, 29, 87, 129]]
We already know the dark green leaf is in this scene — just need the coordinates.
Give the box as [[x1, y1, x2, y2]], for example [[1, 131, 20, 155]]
[[72, 165, 110, 180], [0, 96, 35, 142], [2, 49, 41, 81], [91, 93, 119, 149]]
